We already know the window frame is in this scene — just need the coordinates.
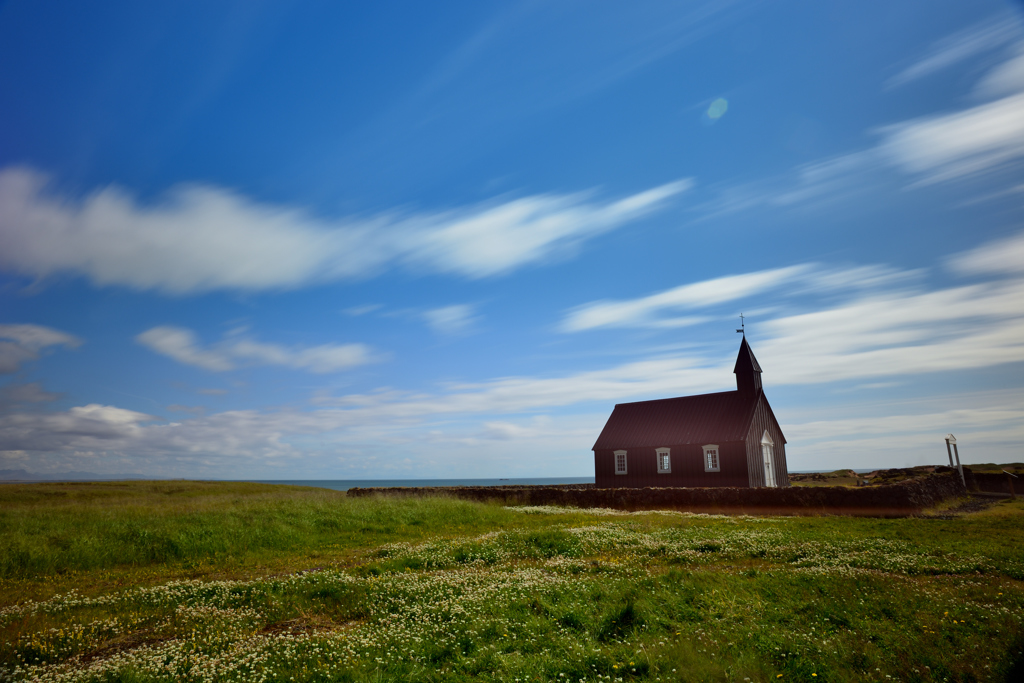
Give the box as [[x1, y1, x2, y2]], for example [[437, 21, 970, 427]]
[[614, 450, 628, 475], [656, 447, 671, 474], [702, 444, 720, 472]]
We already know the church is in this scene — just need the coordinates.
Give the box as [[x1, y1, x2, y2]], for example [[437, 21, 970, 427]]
[[592, 337, 789, 488]]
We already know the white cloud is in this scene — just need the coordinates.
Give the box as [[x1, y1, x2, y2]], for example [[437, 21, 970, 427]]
[[136, 326, 377, 374], [136, 327, 234, 372], [0, 168, 690, 294], [478, 416, 553, 441], [880, 26, 1024, 185], [6, 234, 1024, 477], [343, 304, 382, 316], [769, 150, 883, 208], [879, 92, 1024, 184], [780, 389, 1024, 470], [0, 404, 154, 452], [561, 266, 809, 332], [0, 324, 82, 374], [885, 13, 1022, 89], [423, 304, 479, 335], [755, 278, 1024, 385], [559, 264, 918, 333], [950, 229, 1024, 276], [692, 37, 1024, 221], [403, 180, 692, 278], [975, 48, 1024, 99]]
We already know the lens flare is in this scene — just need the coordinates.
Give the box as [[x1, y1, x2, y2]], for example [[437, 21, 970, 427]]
[[707, 98, 729, 119]]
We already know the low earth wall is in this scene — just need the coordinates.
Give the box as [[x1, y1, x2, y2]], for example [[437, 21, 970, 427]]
[[968, 471, 1019, 496], [347, 470, 967, 517]]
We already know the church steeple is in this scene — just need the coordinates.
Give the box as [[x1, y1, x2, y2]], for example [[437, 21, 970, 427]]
[[733, 336, 763, 396]]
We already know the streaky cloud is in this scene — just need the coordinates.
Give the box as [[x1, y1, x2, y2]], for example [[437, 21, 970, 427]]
[[885, 12, 1022, 89], [0, 169, 690, 294], [136, 325, 378, 374], [561, 265, 809, 333], [949, 229, 1024, 276]]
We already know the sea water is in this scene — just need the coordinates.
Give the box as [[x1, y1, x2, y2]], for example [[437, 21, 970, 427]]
[[252, 477, 595, 492]]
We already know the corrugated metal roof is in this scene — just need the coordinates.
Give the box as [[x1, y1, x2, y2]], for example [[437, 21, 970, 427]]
[[592, 390, 759, 450]]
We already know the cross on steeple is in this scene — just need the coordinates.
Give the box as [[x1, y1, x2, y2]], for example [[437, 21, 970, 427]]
[[736, 313, 745, 337]]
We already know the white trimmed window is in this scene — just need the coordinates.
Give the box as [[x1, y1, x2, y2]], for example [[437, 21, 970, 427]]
[[702, 444, 720, 472], [656, 448, 671, 474], [614, 450, 628, 475]]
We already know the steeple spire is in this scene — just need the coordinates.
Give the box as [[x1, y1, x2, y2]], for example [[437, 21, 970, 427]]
[[733, 336, 762, 395]]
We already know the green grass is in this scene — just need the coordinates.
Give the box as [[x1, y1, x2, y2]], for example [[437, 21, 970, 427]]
[[0, 481, 557, 590], [1, 482, 1023, 683]]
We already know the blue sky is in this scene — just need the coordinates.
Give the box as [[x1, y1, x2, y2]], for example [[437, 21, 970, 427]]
[[1, 0, 1023, 479]]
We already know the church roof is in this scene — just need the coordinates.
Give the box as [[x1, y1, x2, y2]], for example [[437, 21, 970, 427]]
[[591, 389, 760, 450]]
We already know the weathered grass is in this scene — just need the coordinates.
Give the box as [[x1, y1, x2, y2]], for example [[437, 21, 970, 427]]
[[1, 483, 1022, 683]]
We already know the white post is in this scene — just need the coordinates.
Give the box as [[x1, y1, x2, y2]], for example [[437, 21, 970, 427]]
[[945, 434, 964, 487]]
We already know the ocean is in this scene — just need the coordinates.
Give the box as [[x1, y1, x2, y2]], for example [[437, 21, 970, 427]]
[[252, 477, 595, 492]]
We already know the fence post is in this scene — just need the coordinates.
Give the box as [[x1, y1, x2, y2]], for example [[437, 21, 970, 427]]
[[1004, 470, 1018, 499]]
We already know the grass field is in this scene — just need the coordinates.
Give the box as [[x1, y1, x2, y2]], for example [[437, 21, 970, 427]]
[[1, 481, 1022, 683]]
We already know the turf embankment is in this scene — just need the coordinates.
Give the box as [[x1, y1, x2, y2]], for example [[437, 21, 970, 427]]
[[1, 481, 1023, 683], [348, 469, 967, 516]]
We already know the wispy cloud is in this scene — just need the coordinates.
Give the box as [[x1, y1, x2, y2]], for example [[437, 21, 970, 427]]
[[781, 389, 1024, 469], [136, 326, 378, 374], [950, 230, 1024, 276], [343, 304, 383, 317], [879, 92, 1024, 185], [0, 169, 690, 294], [693, 33, 1024, 220], [0, 324, 82, 374], [885, 12, 1022, 89], [6, 233, 1024, 476], [561, 266, 807, 332], [560, 264, 916, 333], [423, 305, 480, 336], [876, 21, 1024, 186]]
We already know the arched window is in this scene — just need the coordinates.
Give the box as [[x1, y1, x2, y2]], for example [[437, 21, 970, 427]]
[[761, 431, 777, 487]]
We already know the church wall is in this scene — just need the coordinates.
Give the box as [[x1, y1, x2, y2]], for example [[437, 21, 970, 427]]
[[744, 394, 790, 487], [594, 442, 749, 488]]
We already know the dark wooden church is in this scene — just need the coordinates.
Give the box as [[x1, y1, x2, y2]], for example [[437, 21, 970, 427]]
[[593, 337, 789, 488]]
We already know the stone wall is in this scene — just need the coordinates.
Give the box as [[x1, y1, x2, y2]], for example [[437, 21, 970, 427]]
[[969, 471, 1019, 496], [347, 469, 967, 517]]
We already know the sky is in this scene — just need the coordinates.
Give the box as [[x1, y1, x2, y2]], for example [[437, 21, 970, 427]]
[[1, 0, 1023, 480]]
